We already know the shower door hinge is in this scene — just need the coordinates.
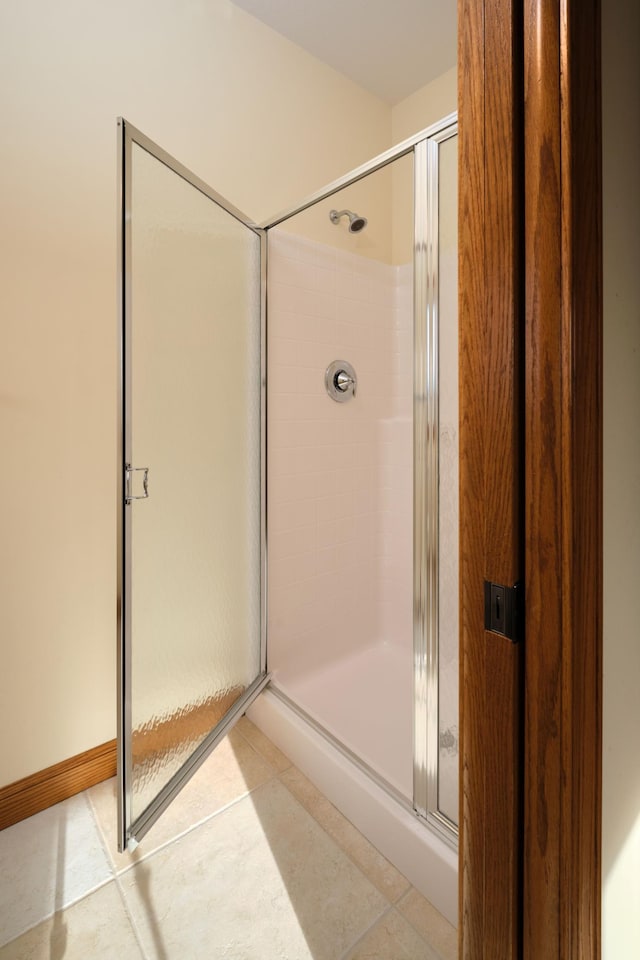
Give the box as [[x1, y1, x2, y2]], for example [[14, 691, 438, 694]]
[[484, 580, 522, 643]]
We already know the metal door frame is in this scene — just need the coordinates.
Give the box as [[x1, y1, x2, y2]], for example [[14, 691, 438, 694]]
[[116, 118, 268, 851], [117, 113, 459, 852]]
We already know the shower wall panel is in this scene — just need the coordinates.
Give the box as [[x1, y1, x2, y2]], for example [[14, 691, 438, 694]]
[[267, 230, 413, 685], [375, 262, 413, 653]]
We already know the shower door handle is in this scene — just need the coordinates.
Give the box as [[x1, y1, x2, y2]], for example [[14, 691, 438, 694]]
[[125, 465, 149, 503]]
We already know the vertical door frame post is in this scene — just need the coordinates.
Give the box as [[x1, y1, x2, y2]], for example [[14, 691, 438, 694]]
[[458, 1, 603, 958]]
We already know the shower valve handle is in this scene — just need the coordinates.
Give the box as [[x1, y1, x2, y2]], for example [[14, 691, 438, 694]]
[[335, 371, 355, 392], [325, 360, 357, 402]]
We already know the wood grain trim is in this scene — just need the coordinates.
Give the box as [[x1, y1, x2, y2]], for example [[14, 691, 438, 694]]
[[523, 0, 602, 957], [459, 0, 523, 956], [559, 6, 602, 957], [458, 0, 487, 949], [483, 2, 523, 953], [523, 3, 563, 955], [0, 740, 116, 832], [0, 689, 249, 833]]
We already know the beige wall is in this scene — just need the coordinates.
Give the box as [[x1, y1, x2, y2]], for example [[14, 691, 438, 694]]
[[391, 66, 457, 145], [0, 0, 392, 785], [602, 0, 640, 955]]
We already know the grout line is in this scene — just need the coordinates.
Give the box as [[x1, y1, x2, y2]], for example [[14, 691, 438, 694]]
[[0, 874, 118, 952], [338, 897, 448, 960], [113, 873, 151, 960], [84, 731, 284, 878], [0, 916, 47, 950], [336, 903, 394, 960], [50, 875, 116, 917], [394, 889, 452, 960], [83, 788, 116, 881], [113, 779, 278, 878], [395, 887, 412, 910], [233, 719, 293, 774], [275, 767, 410, 907], [1, 791, 118, 948]]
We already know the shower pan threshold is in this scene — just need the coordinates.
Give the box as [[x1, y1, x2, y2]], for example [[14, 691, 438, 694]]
[[247, 687, 458, 927]]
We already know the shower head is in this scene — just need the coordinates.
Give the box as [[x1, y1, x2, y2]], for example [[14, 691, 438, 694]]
[[329, 208, 368, 233]]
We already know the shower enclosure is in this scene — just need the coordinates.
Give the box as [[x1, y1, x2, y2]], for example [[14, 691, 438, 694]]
[[117, 115, 458, 917]]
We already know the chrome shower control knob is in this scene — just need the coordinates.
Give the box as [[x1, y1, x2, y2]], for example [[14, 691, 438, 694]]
[[325, 360, 357, 402], [335, 371, 354, 391]]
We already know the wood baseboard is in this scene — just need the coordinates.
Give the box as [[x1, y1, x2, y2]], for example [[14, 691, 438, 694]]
[[0, 740, 116, 831], [0, 689, 246, 831]]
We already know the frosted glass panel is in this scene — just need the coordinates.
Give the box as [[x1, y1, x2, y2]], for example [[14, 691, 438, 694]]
[[437, 134, 459, 826], [129, 143, 261, 822]]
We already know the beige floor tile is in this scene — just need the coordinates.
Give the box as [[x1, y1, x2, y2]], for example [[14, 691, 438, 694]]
[[280, 765, 411, 903], [88, 728, 274, 872], [397, 887, 457, 960], [236, 715, 292, 772], [0, 793, 112, 947], [0, 882, 144, 960], [343, 908, 442, 960], [119, 778, 388, 960]]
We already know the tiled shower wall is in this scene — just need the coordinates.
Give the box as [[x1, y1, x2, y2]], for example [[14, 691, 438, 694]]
[[267, 230, 413, 682]]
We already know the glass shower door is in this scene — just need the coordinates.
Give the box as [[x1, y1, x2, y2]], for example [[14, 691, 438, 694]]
[[117, 120, 266, 851]]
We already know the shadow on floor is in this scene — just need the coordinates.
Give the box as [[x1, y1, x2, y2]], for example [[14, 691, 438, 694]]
[[131, 859, 169, 960], [49, 807, 68, 960], [223, 730, 388, 960]]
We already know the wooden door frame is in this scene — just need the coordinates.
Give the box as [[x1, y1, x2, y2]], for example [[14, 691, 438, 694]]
[[459, 0, 523, 956], [522, 1, 602, 957], [458, 1, 602, 958]]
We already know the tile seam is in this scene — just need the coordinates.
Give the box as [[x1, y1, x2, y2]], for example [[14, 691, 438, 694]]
[[336, 902, 395, 960], [233, 720, 293, 773], [113, 873, 151, 960], [276, 768, 410, 905], [394, 890, 452, 960], [105, 771, 281, 878], [0, 876, 123, 953]]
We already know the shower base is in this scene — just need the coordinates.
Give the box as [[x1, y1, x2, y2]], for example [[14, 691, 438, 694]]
[[247, 685, 458, 927]]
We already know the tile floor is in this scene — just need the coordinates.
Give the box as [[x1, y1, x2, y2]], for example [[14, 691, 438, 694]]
[[0, 718, 457, 959]]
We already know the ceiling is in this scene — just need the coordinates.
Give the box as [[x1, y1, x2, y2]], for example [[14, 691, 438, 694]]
[[231, 0, 457, 104]]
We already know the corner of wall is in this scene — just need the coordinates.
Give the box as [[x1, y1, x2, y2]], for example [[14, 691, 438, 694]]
[[391, 65, 457, 146]]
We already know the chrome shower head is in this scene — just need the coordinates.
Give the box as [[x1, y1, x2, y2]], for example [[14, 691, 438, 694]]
[[329, 209, 368, 233], [347, 213, 367, 233]]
